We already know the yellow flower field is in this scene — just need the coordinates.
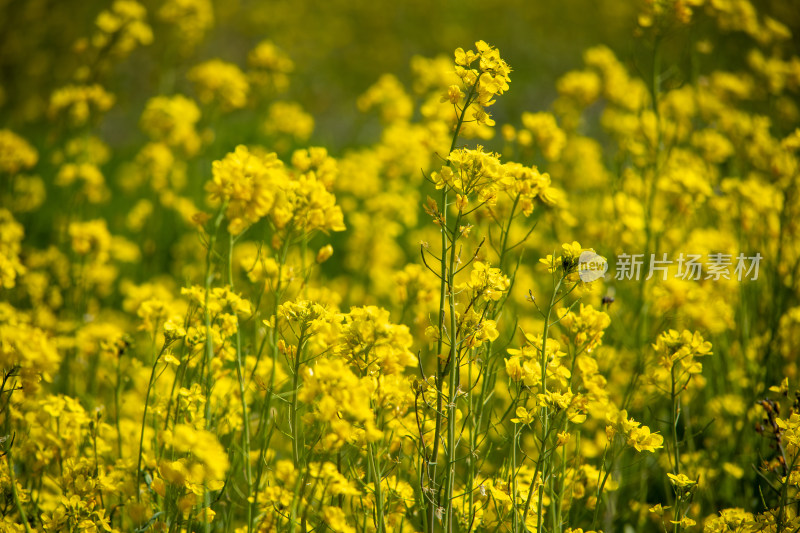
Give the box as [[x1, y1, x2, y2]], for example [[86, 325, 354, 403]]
[[1, 1, 800, 532]]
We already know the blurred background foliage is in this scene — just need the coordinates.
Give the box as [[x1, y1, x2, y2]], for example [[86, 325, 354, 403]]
[[7, 0, 796, 150]]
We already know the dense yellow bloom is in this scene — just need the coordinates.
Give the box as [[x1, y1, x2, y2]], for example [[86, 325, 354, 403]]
[[68, 219, 112, 258], [133, 142, 185, 193], [140, 95, 202, 156], [454, 40, 511, 115], [206, 145, 284, 234], [460, 261, 510, 302], [459, 309, 500, 347], [584, 45, 649, 112], [506, 334, 569, 389], [336, 306, 416, 376], [51, 136, 111, 174], [637, 0, 703, 28], [299, 357, 380, 448], [556, 69, 602, 106], [503, 161, 558, 213], [207, 144, 347, 235], [278, 299, 330, 337], [442, 84, 465, 104], [652, 329, 712, 375], [323, 506, 356, 533], [55, 163, 109, 203], [248, 40, 294, 92], [92, 0, 153, 57], [160, 424, 230, 489], [158, 0, 214, 53], [181, 285, 252, 317], [188, 59, 250, 111], [704, 508, 756, 533], [692, 128, 735, 163], [357, 74, 414, 123], [49, 85, 115, 126], [276, 172, 347, 234], [0, 210, 26, 289], [0, 130, 38, 174], [410, 54, 458, 96], [0, 304, 61, 386], [4, 174, 46, 213], [263, 101, 314, 142], [557, 304, 611, 351], [291, 147, 337, 189], [432, 145, 508, 207], [520, 112, 567, 161]]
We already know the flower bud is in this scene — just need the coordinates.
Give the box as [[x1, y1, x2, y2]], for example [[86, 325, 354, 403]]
[[316, 244, 334, 263]]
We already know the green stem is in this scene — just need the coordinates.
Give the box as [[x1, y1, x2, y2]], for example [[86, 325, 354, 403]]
[[428, 81, 478, 533], [522, 274, 564, 530], [591, 444, 621, 530], [445, 208, 463, 533], [201, 205, 225, 533], [511, 405, 520, 533], [251, 230, 293, 531], [626, 33, 664, 413], [136, 342, 167, 502], [228, 232, 253, 531], [498, 194, 519, 267], [7, 450, 32, 533], [671, 365, 682, 533], [670, 366, 681, 476], [368, 440, 387, 533], [115, 354, 123, 459], [290, 338, 303, 467]]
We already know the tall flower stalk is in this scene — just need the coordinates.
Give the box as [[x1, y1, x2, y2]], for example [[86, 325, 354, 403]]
[[422, 40, 511, 533]]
